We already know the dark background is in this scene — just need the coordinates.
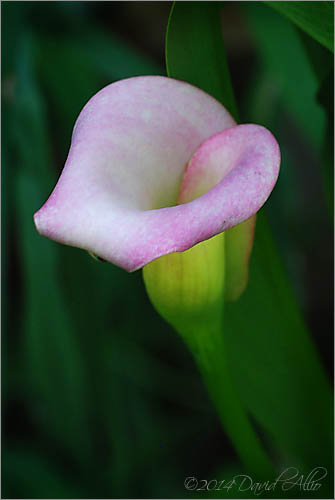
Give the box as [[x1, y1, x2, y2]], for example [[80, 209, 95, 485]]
[[2, 2, 333, 498]]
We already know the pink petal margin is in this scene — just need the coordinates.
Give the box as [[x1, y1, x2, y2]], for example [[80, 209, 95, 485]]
[[33, 76, 280, 272]]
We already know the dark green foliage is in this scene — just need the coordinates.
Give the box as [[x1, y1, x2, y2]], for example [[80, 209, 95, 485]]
[[2, 2, 333, 498], [265, 1, 334, 52]]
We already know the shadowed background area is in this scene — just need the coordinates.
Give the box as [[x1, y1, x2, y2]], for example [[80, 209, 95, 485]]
[[2, 2, 333, 498]]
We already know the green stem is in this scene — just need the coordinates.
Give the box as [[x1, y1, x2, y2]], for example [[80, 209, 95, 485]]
[[181, 317, 275, 480], [142, 234, 275, 479]]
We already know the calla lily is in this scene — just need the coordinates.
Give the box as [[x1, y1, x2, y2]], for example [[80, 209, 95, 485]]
[[34, 76, 280, 272], [33, 75, 281, 476]]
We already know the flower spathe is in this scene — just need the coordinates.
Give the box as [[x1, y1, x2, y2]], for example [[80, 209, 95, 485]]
[[34, 76, 280, 272]]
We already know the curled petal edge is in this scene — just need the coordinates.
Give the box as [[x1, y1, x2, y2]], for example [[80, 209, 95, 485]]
[[33, 78, 280, 272]]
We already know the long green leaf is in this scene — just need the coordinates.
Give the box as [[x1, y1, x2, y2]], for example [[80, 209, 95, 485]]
[[243, 2, 326, 152], [226, 213, 333, 471], [265, 1, 334, 52], [166, 1, 238, 120], [298, 32, 334, 216]]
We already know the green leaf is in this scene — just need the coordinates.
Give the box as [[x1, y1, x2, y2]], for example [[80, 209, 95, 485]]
[[243, 1, 333, 220], [226, 213, 333, 474], [318, 69, 334, 217], [298, 32, 334, 217], [298, 29, 333, 83], [265, 1, 334, 52], [166, 1, 238, 120], [243, 2, 326, 152], [165, 0, 333, 480]]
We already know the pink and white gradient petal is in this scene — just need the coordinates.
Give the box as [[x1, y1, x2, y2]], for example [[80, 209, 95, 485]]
[[34, 76, 280, 272]]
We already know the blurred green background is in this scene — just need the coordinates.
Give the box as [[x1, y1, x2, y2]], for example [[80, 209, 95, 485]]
[[2, 2, 333, 498]]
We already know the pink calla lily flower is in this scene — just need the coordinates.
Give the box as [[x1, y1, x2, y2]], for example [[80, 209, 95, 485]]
[[34, 76, 280, 271]]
